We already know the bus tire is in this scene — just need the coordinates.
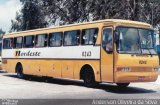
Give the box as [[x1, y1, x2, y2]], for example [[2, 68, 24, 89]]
[[116, 83, 130, 88], [16, 63, 24, 79], [83, 69, 96, 88]]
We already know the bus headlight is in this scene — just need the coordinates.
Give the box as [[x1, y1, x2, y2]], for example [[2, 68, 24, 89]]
[[152, 67, 159, 72], [117, 67, 131, 72]]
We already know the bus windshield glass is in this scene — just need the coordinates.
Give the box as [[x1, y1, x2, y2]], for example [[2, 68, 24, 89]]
[[117, 27, 156, 54]]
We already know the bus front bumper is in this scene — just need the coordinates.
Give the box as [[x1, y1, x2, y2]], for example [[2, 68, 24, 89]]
[[115, 72, 158, 83]]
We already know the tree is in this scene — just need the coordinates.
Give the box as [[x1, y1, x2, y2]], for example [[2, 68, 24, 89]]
[[10, 12, 23, 32], [41, 0, 90, 25], [11, 0, 160, 32], [0, 28, 5, 39], [10, 0, 47, 32], [143, 0, 160, 27]]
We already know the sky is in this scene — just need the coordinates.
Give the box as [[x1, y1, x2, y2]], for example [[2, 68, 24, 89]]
[[0, 0, 22, 32]]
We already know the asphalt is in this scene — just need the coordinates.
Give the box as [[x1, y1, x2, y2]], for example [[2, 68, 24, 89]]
[[0, 71, 160, 105]]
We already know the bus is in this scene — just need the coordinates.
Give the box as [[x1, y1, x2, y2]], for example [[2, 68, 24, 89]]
[[2, 19, 159, 87]]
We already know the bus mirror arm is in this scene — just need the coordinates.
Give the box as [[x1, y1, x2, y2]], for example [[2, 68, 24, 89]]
[[105, 44, 113, 54], [106, 50, 113, 54], [114, 30, 119, 44]]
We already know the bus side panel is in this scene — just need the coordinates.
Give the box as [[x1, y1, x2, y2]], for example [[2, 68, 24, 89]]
[[21, 59, 38, 75], [45, 60, 62, 78], [23, 59, 34, 75], [22, 59, 62, 77], [3, 59, 101, 82], [61, 60, 74, 79], [7, 59, 34, 75], [2, 59, 15, 73]]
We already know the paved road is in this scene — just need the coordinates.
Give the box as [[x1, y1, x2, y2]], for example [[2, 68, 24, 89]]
[[0, 71, 160, 105]]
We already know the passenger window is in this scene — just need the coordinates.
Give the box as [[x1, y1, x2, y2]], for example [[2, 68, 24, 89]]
[[35, 34, 47, 47], [49, 32, 62, 47], [81, 28, 98, 45], [64, 30, 80, 46], [3, 38, 13, 49], [24, 35, 35, 48], [102, 28, 113, 52], [14, 37, 23, 48]]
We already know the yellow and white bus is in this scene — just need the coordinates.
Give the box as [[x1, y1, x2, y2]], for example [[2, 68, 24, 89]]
[[2, 19, 159, 87]]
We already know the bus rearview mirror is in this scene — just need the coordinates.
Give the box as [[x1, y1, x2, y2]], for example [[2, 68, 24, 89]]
[[106, 48, 113, 54], [114, 30, 119, 44]]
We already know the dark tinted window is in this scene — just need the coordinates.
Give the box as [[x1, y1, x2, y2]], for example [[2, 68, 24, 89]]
[[64, 30, 80, 46], [3, 38, 13, 49], [24, 35, 35, 48], [102, 28, 113, 51], [35, 34, 47, 47], [14, 37, 23, 48], [81, 28, 98, 45], [49, 32, 62, 47]]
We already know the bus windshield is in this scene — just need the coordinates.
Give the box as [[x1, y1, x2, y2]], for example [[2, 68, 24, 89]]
[[117, 27, 156, 54]]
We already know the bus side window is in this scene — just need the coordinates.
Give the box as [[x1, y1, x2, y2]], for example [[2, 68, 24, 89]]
[[24, 35, 35, 48], [35, 34, 48, 47], [14, 37, 23, 49], [64, 30, 80, 46], [49, 32, 62, 47], [102, 28, 113, 52], [81, 28, 98, 45], [3, 38, 13, 49]]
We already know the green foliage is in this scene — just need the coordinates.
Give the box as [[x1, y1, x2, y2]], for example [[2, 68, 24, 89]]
[[0, 28, 5, 38], [10, 0, 160, 32], [10, 0, 47, 32]]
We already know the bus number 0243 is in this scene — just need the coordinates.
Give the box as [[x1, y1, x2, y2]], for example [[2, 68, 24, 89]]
[[82, 51, 91, 57]]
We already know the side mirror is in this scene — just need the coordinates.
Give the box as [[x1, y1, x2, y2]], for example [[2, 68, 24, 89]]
[[114, 30, 119, 44], [105, 39, 113, 54], [106, 48, 113, 54], [93, 35, 97, 45]]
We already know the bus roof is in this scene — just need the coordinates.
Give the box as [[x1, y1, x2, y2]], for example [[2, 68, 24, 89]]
[[6, 19, 152, 36]]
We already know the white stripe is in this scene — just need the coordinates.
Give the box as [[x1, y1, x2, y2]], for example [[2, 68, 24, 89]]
[[2, 46, 100, 59]]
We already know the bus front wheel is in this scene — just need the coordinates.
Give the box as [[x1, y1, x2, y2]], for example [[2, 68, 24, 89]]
[[116, 83, 130, 88], [16, 64, 24, 79]]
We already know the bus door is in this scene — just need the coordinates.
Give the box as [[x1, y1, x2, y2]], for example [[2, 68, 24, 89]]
[[101, 27, 114, 82]]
